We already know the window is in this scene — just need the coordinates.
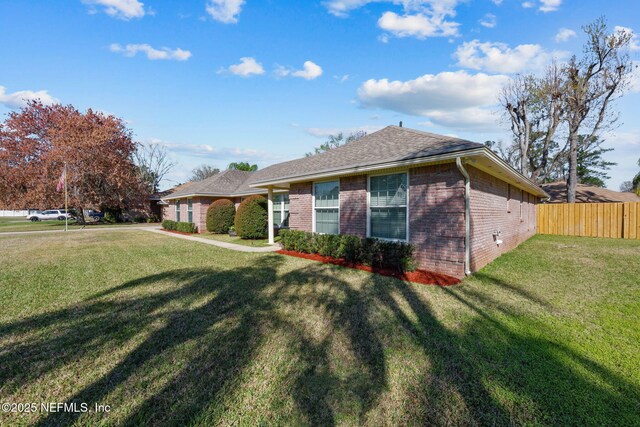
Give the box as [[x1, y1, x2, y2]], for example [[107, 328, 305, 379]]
[[175, 201, 181, 222], [187, 199, 193, 223], [273, 194, 290, 227], [507, 184, 512, 213], [314, 181, 339, 234], [369, 173, 408, 241]]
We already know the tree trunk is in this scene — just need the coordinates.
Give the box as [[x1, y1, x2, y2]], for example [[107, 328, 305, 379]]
[[567, 130, 578, 203]]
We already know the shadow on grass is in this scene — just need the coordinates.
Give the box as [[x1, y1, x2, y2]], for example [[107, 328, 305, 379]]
[[0, 258, 638, 426]]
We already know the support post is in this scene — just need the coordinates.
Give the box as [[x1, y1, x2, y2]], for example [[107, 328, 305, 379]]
[[267, 186, 274, 244]]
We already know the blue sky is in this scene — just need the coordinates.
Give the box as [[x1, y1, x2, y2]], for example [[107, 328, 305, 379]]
[[1, 0, 638, 190]]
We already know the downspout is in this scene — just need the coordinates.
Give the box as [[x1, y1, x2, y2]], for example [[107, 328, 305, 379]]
[[456, 157, 471, 276]]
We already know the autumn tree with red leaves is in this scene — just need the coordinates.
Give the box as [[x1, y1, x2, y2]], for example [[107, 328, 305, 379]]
[[0, 101, 149, 219]]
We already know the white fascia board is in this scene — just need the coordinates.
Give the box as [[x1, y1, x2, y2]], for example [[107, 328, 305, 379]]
[[249, 147, 548, 198]]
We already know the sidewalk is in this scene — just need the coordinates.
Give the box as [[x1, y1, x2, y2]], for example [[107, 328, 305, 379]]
[[145, 229, 281, 253], [0, 225, 281, 253], [0, 225, 161, 236]]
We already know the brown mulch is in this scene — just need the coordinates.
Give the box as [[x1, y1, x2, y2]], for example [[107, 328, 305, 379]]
[[276, 249, 461, 286]]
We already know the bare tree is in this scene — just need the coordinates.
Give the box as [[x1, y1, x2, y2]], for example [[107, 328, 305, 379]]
[[501, 74, 535, 176], [134, 144, 176, 193], [563, 18, 632, 202], [528, 61, 567, 183], [189, 164, 220, 181]]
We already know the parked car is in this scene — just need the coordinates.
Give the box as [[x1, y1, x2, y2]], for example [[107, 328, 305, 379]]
[[86, 210, 105, 220], [26, 209, 74, 221]]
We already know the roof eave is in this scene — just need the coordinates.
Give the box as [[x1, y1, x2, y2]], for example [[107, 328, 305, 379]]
[[249, 147, 548, 199]]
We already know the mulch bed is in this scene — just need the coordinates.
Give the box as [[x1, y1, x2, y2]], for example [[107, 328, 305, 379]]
[[276, 250, 460, 286]]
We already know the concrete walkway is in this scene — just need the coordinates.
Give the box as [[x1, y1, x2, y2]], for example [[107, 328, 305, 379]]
[[145, 229, 281, 253], [0, 225, 161, 236], [0, 225, 281, 253]]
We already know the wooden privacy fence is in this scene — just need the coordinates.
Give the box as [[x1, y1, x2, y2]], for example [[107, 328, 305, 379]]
[[537, 202, 640, 239]]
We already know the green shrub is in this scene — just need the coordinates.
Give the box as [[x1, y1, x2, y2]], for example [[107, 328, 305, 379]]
[[278, 229, 415, 272], [234, 195, 268, 239], [162, 220, 197, 234], [206, 199, 236, 233], [176, 222, 198, 233], [162, 219, 177, 230], [337, 234, 361, 262]]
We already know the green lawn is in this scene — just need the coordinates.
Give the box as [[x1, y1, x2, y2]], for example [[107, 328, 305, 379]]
[[0, 232, 638, 426], [0, 216, 157, 233], [198, 232, 280, 247]]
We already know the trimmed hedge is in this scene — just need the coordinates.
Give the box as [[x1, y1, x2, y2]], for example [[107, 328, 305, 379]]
[[162, 220, 198, 234], [206, 199, 236, 233], [279, 229, 415, 272], [234, 195, 268, 239]]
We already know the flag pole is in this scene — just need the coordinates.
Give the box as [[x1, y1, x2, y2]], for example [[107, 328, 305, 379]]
[[64, 162, 68, 232]]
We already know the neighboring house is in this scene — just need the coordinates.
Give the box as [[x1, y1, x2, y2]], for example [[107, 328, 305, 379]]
[[541, 181, 640, 203], [150, 182, 195, 221], [162, 170, 289, 229], [164, 126, 548, 278]]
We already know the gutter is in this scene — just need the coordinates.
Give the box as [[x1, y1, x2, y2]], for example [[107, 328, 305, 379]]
[[456, 157, 472, 276]]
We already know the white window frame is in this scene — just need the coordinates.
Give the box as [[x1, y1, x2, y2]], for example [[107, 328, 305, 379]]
[[312, 180, 340, 234], [175, 200, 181, 222], [366, 171, 410, 242], [273, 193, 290, 227], [187, 198, 193, 223]]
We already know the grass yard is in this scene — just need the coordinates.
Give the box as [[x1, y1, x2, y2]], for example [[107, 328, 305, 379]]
[[198, 233, 281, 247], [0, 232, 638, 426], [0, 216, 156, 233]]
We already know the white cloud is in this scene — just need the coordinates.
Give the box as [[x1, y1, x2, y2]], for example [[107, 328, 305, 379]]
[[0, 86, 59, 109], [82, 0, 145, 20], [521, 1, 534, 8], [378, 11, 459, 38], [454, 39, 563, 74], [305, 125, 383, 138], [357, 70, 510, 131], [615, 26, 640, 51], [221, 57, 265, 77], [554, 28, 576, 42], [148, 138, 280, 161], [491, 0, 503, 4], [276, 61, 323, 80], [479, 13, 497, 29], [325, 1, 462, 39], [206, 0, 245, 24], [539, 0, 561, 12], [109, 43, 192, 61], [334, 74, 350, 83]]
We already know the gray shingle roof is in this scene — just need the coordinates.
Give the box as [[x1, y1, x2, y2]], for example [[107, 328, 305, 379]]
[[164, 126, 509, 198], [168, 169, 258, 198], [249, 126, 483, 185]]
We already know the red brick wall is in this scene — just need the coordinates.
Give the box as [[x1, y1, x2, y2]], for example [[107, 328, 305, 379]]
[[409, 164, 466, 278], [468, 166, 537, 272], [289, 182, 313, 232], [339, 175, 367, 237]]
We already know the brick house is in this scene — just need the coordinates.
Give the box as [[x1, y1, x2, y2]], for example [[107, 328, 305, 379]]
[[163, 126, 548, 278]]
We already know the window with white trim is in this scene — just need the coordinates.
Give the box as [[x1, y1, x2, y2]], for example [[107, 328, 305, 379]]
[[187, 198, 193, 223], [175, 200, 181, 222], [369, 173, 408, 241], [273, 194, 290, 227], [314, 181, 339, 234]]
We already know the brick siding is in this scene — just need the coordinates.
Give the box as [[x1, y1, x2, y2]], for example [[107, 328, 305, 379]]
[[468, 166, 537, 272], [339, 175, 367, 237], [289, 182, 313, 232], [409, 164, 466, 278]]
